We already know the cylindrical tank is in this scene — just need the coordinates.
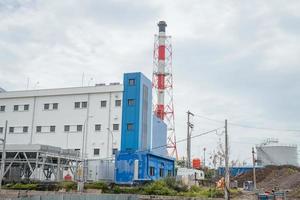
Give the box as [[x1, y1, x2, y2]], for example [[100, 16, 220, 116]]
[[192, 158, 201, 169], [256, 144, 298, 166]]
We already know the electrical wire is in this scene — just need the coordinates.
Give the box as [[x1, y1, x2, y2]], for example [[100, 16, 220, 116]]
[[88, 127, 224, 161], [193, 113, 300, 132]]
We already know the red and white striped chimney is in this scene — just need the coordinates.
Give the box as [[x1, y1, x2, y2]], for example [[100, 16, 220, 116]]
[[156, 21, 167, 120]]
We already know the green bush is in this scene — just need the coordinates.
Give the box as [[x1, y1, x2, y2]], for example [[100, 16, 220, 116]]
[[84, 181, 109, 192], [59, 181, 77, 191], [10, 183, 38, 190], [189, 185, 202, 193], [143, 180, 177, 196], [163, 177, 188, 192]]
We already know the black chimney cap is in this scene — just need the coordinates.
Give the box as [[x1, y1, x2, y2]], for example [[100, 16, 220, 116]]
[[158, 21, 167, 32]]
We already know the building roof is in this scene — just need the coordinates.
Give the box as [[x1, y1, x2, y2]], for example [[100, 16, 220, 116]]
[[0, 84, 123, 99]]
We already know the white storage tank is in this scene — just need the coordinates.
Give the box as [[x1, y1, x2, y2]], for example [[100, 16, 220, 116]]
[[256, 141, 298, 166]]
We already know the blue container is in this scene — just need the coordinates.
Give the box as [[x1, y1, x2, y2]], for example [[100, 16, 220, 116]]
[[115, 151, 175, 184]]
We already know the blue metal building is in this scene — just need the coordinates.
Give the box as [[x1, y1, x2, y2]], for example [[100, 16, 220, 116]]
[[115, 72, 175, 184], [218, 166, 263, 177]]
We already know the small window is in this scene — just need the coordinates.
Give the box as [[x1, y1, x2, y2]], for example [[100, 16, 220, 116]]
[[74, 102, 80, 108], [128, 99, 135, 106], [112, 148, 118, 155], [64, 125, 70, 132], [23, 126, 28, 133], [77, 125, 83, 132], [24, 104, 29, 111], [94, 148, 100, 156], [112, 124, 119, 131], [129, 79, 135, 86], [36, 126, 42, 133], [100, 100, 107, 108], [0, 127, 3, 133], [82, 101, 87, 108], [53, 103, 58, 110], [44, 104, 49, 110], [13, 105, 19, 111], [9, 127, 14, 133], [159, 168, 164, 177], [167, 170, 172, 177], [115, 100, 121, 107], [149, 166, 155, 176], [0, 105, 5, 112], [95, 124, 101, 131], [50, 126, 55, 132], [74, 148, 80, 152], [127, 123, 134, 131]]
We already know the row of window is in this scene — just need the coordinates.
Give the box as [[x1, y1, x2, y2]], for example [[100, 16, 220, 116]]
[[73, 148, 118, 156], [0, 124, 120, 134], [149, 166, 173, 177], [0, 100, 122, 113], [93, 148, 118, 156]]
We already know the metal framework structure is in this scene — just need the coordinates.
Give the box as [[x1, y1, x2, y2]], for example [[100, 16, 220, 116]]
[[152, 21, 178, 159], [0, 144, 80, 182]]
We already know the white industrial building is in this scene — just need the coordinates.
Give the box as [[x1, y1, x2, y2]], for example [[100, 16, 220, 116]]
[[0, 84, 123, 161]]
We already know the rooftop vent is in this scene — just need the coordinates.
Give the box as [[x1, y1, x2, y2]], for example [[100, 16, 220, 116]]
[[95, 83, 106, 86], [109, 82, 120, 85]]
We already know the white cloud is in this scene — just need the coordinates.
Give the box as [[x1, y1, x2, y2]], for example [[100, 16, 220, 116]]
[[0, 0, 299, 163]]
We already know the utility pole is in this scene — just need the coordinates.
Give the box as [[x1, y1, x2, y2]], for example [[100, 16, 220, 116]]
[[252, 147, 257, 190], [186, 110, 194, 168], [203, 147, 206, 169], [224, 119, 230, 200], [0, 120, 8, 190]]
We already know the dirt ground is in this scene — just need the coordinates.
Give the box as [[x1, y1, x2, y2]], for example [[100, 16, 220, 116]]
[[233, 165, 300, 199]]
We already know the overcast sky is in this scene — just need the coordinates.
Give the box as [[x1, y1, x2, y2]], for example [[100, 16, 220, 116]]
[[0, 0, 299, 165]]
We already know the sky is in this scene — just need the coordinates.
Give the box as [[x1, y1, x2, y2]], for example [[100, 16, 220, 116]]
[[0, 0, 300, 166]]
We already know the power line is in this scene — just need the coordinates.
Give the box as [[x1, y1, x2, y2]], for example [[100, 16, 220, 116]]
[[193, 114, 300, 133], [91, 127, 224, 161]]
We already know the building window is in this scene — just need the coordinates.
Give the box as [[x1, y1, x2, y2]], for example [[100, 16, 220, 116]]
[[112, 148, 118, 155], [0, 105, 5, 112], [77, 125, 83, 132], [113, 124, 119, 131], [53, 103, 58, 110], [36, 126, 42, 133], [44, 104, 49, 110], [127, 123, 134, 131], [74, 148, 80, 152], [50, 126, 56, 132], [167, 170, 172, 177], [81, 101, 87, 108], [24, 104, 29, 111], [13, 105, 19, 111], [74, 102, 80, 108], [100, 100, 107, 108], [44, 103, 58, 110], [149, 166, 155, 176], [93, 148, 100, 156], [64, 125, 70, 132], [9, 127, 14, 133], [0, 127, 3, 133], [95, 124, 101, 131], [115, 100, 121, 107], [23, 126, 28, 133], [129, 79, 135, 86], [128, 99, 135, 106], [159, 168, 164, 177]]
